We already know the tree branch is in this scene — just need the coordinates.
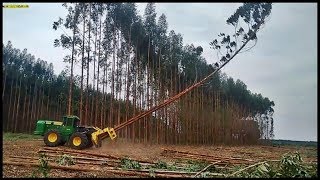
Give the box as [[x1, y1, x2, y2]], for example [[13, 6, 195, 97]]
[[193, 161, 222, 178], [229, 160, 279, 177]]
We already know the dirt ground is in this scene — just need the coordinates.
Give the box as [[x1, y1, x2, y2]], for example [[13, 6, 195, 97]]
[[2, 138, 318, 178]]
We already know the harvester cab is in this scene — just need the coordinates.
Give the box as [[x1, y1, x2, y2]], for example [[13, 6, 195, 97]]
[[34, 115, 117, 150]]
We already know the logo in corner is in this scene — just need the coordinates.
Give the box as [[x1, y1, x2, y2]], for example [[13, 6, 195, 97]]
[[3, 4, 29, 8]]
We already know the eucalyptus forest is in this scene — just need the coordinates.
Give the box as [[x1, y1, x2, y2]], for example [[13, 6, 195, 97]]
[[3, 3, 275, 145]]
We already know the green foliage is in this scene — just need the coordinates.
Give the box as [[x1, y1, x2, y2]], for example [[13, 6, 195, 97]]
[[153, 160, 168, 169], [37, 153, 51, 178], [151, 160, 180, 171], [277, 152, 316, 178], [56, 154, 75, 166], [3, 133, 41, 141], [184, 160, 208, 172], [231, 152, 317, 178], [120, 157, 142, 170]]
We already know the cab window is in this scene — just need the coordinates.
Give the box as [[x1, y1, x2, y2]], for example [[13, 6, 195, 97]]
[[65, 118, 73, 126], [63, 117, 67, 125], [73, 119, 79, 127]]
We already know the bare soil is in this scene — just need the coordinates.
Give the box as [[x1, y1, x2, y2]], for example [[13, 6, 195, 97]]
[[2, 138, 318, 178]]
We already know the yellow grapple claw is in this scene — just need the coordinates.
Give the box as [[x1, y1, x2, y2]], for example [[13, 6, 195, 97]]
[[91, 127, 117, 147]]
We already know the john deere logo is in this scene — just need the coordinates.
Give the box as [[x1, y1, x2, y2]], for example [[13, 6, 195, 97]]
[[3, 4, 29, 8]]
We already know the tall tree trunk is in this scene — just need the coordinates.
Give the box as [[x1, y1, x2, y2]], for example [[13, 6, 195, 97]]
[[46, 82, 51, 118], [21, 85, 28, 132], [117, 30, 124, 137], [157, 49, 161, 144], [6, 78, 14, 132], [91, 20, 98, 126], [110, 29, 116, 128], [138, 53, 141, 143], [95, 15, 102, 127], [14, 77, 22, 133], [11, 75, 19, 132], [68, 12, 77, 116], [125, 28, 132, 141], [80, 8, 86, 125], [2, 67, 7, 101], [132, 43, 138, 143], [36, 83, 43, 123], [85, 3, 92, 126], [101, 55, 106, 128], [29, 80, 38, 133], [40, 83, 45, 118], [103, 53, 108, 128], [26, 85, 32, 132], [145, 35, 151, 144]]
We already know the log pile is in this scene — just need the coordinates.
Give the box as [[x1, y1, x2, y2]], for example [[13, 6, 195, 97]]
[[161, 148, 257, 166], [4, 147, 228, 177]]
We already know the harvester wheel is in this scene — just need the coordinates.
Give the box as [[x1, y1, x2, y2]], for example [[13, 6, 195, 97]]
[[86, 134, 93, 148], [69, 132, 88, 150], [44, 130, 62, 147]]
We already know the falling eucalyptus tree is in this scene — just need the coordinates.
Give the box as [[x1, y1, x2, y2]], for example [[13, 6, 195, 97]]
[[208, 2, 273, 143]]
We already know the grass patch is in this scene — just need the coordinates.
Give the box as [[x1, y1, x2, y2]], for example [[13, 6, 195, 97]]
[[3, 132, 42, 141]]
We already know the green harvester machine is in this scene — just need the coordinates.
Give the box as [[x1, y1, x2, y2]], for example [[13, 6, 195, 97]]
[[34, 115, 116, 150]]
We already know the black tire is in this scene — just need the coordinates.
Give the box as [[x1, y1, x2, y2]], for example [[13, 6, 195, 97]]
[[60, 140, 66, 146], [86, 134, 93, 148], [44, 130, 62, 147], [69, 132, 88, 150]]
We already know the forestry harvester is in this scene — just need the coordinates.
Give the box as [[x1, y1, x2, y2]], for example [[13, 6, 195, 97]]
[[34, 115, 116, 149]]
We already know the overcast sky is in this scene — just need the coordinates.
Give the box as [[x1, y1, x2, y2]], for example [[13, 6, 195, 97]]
[[3, 3, 317, 141]]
